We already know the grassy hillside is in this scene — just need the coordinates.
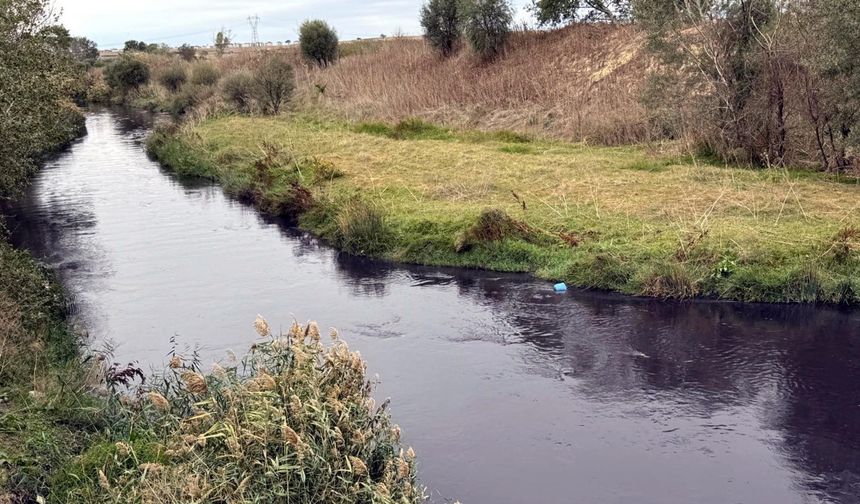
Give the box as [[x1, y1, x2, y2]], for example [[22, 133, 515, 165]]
[[294, 25, 650, 145], [124, 25, 649, 145], [149, 115, 860, 304]]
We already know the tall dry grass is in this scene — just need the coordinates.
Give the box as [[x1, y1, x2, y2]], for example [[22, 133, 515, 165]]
[[58, 318, 424, 503], [123, 25, 651, 144], [294, 25, 652, 144]]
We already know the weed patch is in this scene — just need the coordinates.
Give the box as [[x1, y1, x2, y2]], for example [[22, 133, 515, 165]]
[[640, 262, 699, 299]]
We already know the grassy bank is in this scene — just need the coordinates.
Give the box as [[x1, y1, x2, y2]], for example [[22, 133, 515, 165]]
[[149, 114, 860, 304], [0, 239, 99, 500]]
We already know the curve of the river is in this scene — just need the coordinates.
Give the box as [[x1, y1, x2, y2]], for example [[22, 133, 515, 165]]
[[6, 110, 860, 503]]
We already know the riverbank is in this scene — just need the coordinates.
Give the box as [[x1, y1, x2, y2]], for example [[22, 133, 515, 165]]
[[148, 114, 860, 305], [0, 104, 93, 500]]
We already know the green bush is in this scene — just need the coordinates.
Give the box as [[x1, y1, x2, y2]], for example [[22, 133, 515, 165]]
[[190, 62, 219, 86], [158, 65, 187, 92], [463, 0, 513, 60], [221, 70, 255, 112], [177, 43, 196, 61], [252, 54, 295, 114], [420, 0, 461, 56], [104, 56, 150, 93], [299, 20, 339, 67]]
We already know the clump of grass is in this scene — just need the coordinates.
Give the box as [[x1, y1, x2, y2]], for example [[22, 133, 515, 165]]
[[785, 265, 824, 303], [835, 278, 857, 305], [335, 199, 393, 255], [487, 130, 531, 143], [354, 119, 452, 141], [454, 208, 541, 252], [53, 318, 424, 503], [831, 226, 859, 263], [307, 157, 344, 184], [639, 261, 699, 299], [390, 118, 452, 140], [354, 121, 393, 137], [498, 144, 534, 155], [568, 252, 633, 291]]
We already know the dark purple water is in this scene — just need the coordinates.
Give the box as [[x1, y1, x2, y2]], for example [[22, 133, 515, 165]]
[[6, 110, 860, 504]]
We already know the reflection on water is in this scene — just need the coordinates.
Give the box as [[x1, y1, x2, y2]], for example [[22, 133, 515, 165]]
[[5, 110, 860, 504]]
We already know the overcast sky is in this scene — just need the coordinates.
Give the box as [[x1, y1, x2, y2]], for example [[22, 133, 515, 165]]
[[55, 0, 534, 49]]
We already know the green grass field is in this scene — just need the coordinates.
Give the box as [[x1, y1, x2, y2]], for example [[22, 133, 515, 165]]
[[148, 114, 860, 304]]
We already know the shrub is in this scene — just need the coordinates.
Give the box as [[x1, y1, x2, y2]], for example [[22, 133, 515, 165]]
[[158, 65, 187, 92], [177, 43, 196, 61], [462, 0, 513, 60], [252, 54, 295, 114], [299, 20, 339, 67], [336, 200, 392, 255], [420, 0, 461, 57], [104, 56, 150, 93], [190, 62, 219, 86], [60, 319, 423, 503], [221, 70, 255, 112]]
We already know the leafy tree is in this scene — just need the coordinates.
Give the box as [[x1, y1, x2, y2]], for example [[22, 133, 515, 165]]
[[420, 0, 461, 57], [530, 0, 631, 25], [69, 36, 98, 66], [178, 43, 196, 61], [299, 20, 339, 67], [252, 54, 295, 114], [802, 0, 860, 169], [462, 0, 513, 61], [0, 0, 83, 199], [105, 56, 150, 93], [634, 0, 782, 164], [214, 28, 231, 56], [123, 40, 147, 52]]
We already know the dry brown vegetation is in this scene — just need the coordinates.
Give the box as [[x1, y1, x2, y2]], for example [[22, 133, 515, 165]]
[[117, 25, 651, 145], [294, 26, 651, 144]]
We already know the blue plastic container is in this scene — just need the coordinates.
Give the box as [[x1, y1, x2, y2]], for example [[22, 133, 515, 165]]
[[554, 282, 568, 292]]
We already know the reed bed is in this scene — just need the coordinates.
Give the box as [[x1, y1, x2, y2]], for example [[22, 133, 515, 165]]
[[54, 318, 424, 504]]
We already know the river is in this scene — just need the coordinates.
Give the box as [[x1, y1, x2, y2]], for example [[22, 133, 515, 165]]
[[5, 110, 860, 503]]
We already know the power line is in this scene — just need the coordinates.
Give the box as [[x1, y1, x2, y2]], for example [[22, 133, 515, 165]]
[[248, 14, 260, 46]]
